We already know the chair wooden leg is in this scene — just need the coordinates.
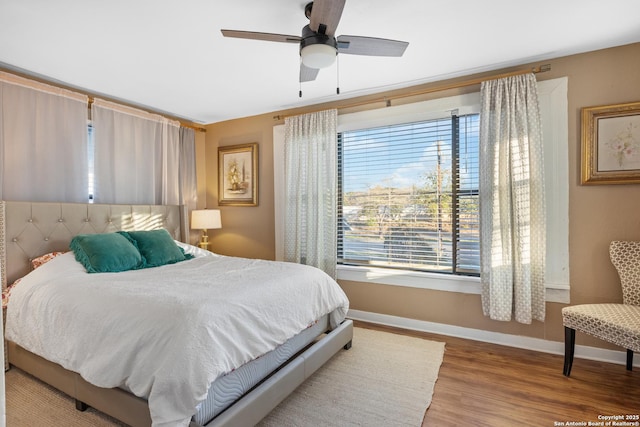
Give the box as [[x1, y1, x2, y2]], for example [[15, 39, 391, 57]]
[[563, 327, 575, 376], [627, 349, 633, 371]]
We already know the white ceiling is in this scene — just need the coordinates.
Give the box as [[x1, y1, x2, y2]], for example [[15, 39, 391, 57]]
[[1, 0, 639, 125]]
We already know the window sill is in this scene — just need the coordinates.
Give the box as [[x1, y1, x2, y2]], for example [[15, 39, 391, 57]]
[[336, 264, 569, 303], [337, 264, 481, 293]]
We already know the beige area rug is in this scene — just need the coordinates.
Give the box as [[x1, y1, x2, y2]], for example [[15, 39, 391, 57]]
[[5, 327, 445, 427], [257, 327, 445, 427]]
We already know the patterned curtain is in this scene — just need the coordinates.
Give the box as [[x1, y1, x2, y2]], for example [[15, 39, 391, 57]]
[[479, 73, 546, 324], [283, 109, 338, 278]]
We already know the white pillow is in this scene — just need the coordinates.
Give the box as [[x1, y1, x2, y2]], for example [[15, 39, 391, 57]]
[[173, 241, 217, 258]]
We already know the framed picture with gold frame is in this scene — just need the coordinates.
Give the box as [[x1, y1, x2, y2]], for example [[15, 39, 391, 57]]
[[218, 143, 258, 206], [581, 101, 640, 185]]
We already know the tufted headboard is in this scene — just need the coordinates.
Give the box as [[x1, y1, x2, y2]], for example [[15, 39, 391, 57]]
[[0, 201, 186, 288]]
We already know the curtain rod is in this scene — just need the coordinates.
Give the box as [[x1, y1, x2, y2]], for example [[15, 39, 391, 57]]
[[0, 67, 206, 132], [273, 64, 551, 121], [87, 97, 206, 133]]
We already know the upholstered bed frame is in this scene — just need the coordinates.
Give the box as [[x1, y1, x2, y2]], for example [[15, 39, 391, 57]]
[[1, 201, 353, 427]]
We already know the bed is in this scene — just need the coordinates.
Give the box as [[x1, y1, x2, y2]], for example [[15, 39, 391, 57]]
[[1, 200, 353, 427]]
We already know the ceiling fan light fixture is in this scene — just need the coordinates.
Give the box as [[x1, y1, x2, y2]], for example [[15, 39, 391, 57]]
[[300, 43, 337, 69]]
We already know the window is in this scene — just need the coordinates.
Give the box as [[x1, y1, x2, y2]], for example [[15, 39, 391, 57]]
[[274, 78, 568, 301], [338, 113, 479, 275]]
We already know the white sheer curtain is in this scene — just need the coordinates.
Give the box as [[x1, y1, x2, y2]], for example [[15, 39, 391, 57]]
[[179, 127, 197, 211], [179, 127, 198, 243], [479, 73, 546, 324], [91, 99, 181, 205], [284, 109, 338, 278], [0, 72, 88, 202]]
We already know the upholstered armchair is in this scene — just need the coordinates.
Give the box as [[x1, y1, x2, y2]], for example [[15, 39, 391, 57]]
[[561, 241, 640, 376]]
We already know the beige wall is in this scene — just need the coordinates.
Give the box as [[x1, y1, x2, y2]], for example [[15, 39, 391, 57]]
[[203, 116, 277, 259], [204, 42, 640, 349]]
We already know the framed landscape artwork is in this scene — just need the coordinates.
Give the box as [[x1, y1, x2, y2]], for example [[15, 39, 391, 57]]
[[581, 101, 640, 185], [218, 143, 258, 206]]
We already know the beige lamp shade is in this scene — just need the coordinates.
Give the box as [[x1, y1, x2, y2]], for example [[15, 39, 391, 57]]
[[191, 209, 222, 230]]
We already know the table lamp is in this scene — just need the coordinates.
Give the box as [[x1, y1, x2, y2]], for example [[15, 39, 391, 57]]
[[191, 209, 222, 249]]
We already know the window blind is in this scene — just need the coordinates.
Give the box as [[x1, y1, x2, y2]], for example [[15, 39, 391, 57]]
[[338, 114, 480, 275]]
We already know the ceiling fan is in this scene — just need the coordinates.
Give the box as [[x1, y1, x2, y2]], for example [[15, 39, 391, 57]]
[[221, 0, 409, 91]]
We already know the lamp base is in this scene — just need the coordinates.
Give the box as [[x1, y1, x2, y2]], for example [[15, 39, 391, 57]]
[[199, 233, 210, 250]]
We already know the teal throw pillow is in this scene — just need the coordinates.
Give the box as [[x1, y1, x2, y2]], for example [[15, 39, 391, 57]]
[[118, 229, 192, 268], [70, 233, 143, 273]]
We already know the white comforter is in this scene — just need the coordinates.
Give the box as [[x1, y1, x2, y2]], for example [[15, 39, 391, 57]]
[[5, 249, 349, 427]]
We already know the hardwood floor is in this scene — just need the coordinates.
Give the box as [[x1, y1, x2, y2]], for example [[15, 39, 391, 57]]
[[355, 321, 640, 427]]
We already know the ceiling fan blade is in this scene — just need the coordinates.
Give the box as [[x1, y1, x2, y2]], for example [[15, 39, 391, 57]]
[[337, 35, 409, 57], [221, 29, 301, 44], [300, 63, 320, 82], [309, 0, 346, 36]]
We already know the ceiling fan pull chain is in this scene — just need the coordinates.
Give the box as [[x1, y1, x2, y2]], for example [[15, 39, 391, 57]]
[[336, 55, 340, 95]]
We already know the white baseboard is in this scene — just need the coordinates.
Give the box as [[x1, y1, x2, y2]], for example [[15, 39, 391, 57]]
[[348, 309, 638, 368]]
